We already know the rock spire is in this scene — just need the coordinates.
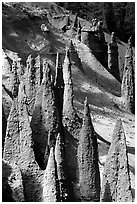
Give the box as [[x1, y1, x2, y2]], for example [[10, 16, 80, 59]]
[[78, 97, 100, 201], [101, 118, 133, 202]]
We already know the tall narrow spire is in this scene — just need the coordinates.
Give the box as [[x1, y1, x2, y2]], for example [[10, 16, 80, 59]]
[[101, 118, 133, 202], [31, 60, 59, 169], [63, 47, 74, 116], [42, 147, 59, 202], [108, 32, 120, 81], [78, 97, 100, 201], [17, 82, 43, 202], [121, 36, 135, 114], [55, 133, 71, 201]]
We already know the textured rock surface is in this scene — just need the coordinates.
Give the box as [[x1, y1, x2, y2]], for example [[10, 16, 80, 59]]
[[31, 60, 59, 169], [101, 118, 133, 202], [121, 37, 135, 114], [62, 47, 82, 187], [108, 32, 120, 81], [3, 98, 20, 163], [2, 160, 24, 202], [62, 47, 82, 139], [42, 147, 59, 202], [24, 54, 36, 115], [78, 97, 100, 201], [55, 133, 72, 201], [18, 83, 43, 202]]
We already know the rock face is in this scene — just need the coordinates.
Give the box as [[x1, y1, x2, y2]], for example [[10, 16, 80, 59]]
[[3, 98, 20, 163], [121, 37, 135, 114], [101, 118, 133, 202], [31, 60, 59, 169], [78, 97, 100, 201], [42, 147, 59, 202], [108, 32, 120, 81], [17, 83, 43, 202], [2, 160, 25, 202]]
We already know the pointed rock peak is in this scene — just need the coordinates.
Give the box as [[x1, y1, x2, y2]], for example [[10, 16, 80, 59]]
[[43, 146, 58, 202], [83, 97, 94, 128], [111, 32, 116, 43], [111, 118, 124, 143], [42, 60, 51, 83], [56, 52, 62, 70]]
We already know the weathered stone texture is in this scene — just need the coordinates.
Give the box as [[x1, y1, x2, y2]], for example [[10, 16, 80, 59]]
[[55, 133, 72, 201], [3, 98, 20, 163], [121, 37, 135, 114], [101, 119, 133, 202], [108, 32, 120, 81], [42, 147, 59, 202], [78, 97, 100, 201], [2, 160, 25, 202], [31, 60, 59, 169]]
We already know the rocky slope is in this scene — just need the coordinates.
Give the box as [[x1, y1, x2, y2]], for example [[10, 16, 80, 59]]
[[2, 2, 135, 202]]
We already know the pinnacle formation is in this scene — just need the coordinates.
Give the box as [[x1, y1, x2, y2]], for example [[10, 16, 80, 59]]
[[31, 60, 59, 169], [42, 147, 59, 202], [121, 36, 135, 114], [108, 32, 120, 81], [78, 97, 100, 201], [55, 133, 72, 201], [101, 118, 133, 202]]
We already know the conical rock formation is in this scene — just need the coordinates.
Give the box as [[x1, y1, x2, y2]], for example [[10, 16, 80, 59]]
[[121, 36, 135, 114], [31, 60, 59, 169], [3, 98, 20, 163], [108, 32, 120, 81], [42, 147, 59, 202], [63, 47, 82, 139], [17, 83, 43, 202], [55, 133, 72, 201], [101, 118, 133, 202], [78, 97, 100, 201]]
